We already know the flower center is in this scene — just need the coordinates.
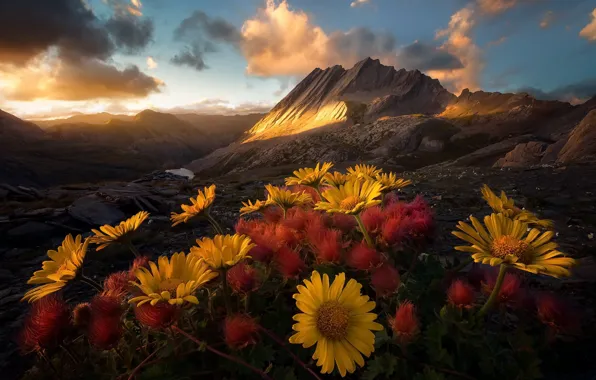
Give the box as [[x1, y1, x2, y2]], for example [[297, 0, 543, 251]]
[[316, 301, 350, 340], [491, 235, 529, 262], [159, 278, 183, 293], [340, 196, 361, 211]]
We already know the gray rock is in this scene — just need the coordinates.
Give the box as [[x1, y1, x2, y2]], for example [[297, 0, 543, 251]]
[[493, 141, 548, 168], [7, 222, 55, 238], [68, 195, 125, 225]]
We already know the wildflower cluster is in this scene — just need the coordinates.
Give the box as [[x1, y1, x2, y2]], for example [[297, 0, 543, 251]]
[[18, 163, 580, 380]]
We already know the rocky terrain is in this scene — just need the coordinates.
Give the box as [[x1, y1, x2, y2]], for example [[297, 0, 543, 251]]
[[1, 164, 596, 379], [0, 109, 262, 187], [187, 58, 596, 176]]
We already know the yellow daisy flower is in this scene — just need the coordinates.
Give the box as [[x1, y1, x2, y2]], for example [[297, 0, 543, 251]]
[[190, 234, 255, 269], [453, 213, 575, 278], [481, 185, 553, 229], [90, 211, 149, 251], [346, 164, 382, 180], [289, 271, 384, 377], [171, 184, 216, 227], [375, 172, 412, 192], [22, 235, 89, 303], [129, 252, 218, 307], [323, 171, 348, 188], [239, 199, 272, 216], [285, 162, 334, 188], [315, 179, 384, 215], [264, 184, 312, 211]]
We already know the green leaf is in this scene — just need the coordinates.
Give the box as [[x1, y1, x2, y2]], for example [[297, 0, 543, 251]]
[[362, 352, 399, 380], [270, 366, 299, 380], [413, 367, 446, 380]]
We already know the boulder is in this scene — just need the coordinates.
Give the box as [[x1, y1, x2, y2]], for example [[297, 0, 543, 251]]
[[493, 141, 548, 168], [557, 110, 596, 164], [68, 195, 125, 226]]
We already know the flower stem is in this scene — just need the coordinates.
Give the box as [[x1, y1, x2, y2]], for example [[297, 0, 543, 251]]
[[314, 186, 324, 202], [221, 268, 233, 314], [127, 242, 141, 258], [354, 214, 374, 248], [259, 327, 322, 380], [206, 213, 224, 234], [172, 326, 273, 380], [80, 275, 103, 292], [244, 293, 250, 314], [479, 264, 507, 316]]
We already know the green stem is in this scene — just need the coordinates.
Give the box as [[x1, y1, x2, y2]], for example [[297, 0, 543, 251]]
[[354, 214, 374, 248], [282, 207, 287, 219], [313, 186, 324, 202], [127, 242, 141, 258], [172, 326, 273, 380], [479, 264, 508, 316], [80, 275, 103, 292], [243, 293, 250, 314], [206, 213, 224, 235], [221, 268, 233, 314]]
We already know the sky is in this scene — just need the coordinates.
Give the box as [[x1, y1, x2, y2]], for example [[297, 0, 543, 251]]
[[0, 0, 595, 119]]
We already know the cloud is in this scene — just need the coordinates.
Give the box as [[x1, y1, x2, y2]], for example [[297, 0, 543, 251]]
[[487, 36, 507, 47], [579, 8, 596, 41], [3, 55, 163, 101], [350, 0, 371, 8], [240, 0, 396, 77], [395, 41, 463, 71], [476, 0, 518, 15], [431, 5, 483, 94], [166, 99, 272, 115], [147, 56, 157, 70], [518, 78, 596, 105], [540, 10, 555, 29], [0, 0, 160, 101], [170, 10, 242, 71]]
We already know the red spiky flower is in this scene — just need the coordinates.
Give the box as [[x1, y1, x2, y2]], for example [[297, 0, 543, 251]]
[[536, 293, 579, 335], [275, 247, 304, 279], [129, 256, 150, 278], [361, 206, 385, 235], [347, 242, 382, 270], [88, 294, 124, 349], [227, 263, 259, 294], [20, 294, 71, 353], [389, 301, 419, 345], [483, 270, 522, 305], [72, 302, 92, 328], [224, 314, 260, 350], [371, 264, 400, 297], [263, 206, 283, 223], [134, 302, 179, 329], [447, 280, 475, 308], [381, 215, 412, 246], [103, 271, 129, 298], [309, 228, 343, 263], [331, 213, 356, 232]]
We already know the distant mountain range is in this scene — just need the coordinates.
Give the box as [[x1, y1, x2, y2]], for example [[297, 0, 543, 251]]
[[0, 109, 263, 186], [187, 58, 596, 175]]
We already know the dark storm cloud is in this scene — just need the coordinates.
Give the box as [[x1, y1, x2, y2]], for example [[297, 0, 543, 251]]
[[518, 78, 596, 104], [0, 0, 160, 100], [396, 41, 463, 71], [105, 15, 155, 54], [328, 27, 397, 59], [170, 11, 242, 71]]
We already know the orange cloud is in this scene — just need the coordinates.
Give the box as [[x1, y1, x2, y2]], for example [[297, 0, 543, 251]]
[[240, 0, 395, 76], [580, 8, 596, 41], [350, 0, 371, 7], [147, 56, 157, 70], [477, 0, 517, 15], [431, 6, 483, 94], [540, 10, 555, 29]]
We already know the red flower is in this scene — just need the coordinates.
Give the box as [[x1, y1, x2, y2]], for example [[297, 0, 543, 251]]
[[248, 244, 275, 263], [381, 215, 411, 245], [361, 206, 384, 235], [20, 294, 70, 353], [309, 229, 343, 263], [371, 264, 400, 297], [91, 294, 123, 319], [263, 206, 283, 223], [483, 271, 522, 305], [283, 207, 311, 232], [235, 218, 261, 236], [224, 314, 260, 350], [383, 192, 400, 206], [409, 209, 434, 239], [389, 301, 419, 344], [227, 263, 259, 294], [72, 302, 92, 327], [447, 280, 475, 308], [274, 247, 304, 278], [103, 271, 129, 298], [129, 256, 150, 279], [384, 201, 406, 219], [536, 293, 579, 335], [288, 185, 320, 203], [405, 195, 429, 215], [332, 213, 357, 232], [134, 302, 179, 329], [88, 314, 122, 349], [274, 224, 300, 248], [347, 242, 382, 270]]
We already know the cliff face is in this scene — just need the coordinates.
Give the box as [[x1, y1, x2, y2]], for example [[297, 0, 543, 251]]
[[246, 58, 455, 140]]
